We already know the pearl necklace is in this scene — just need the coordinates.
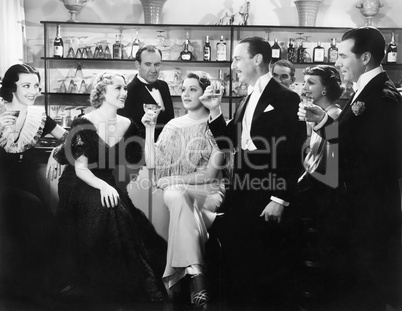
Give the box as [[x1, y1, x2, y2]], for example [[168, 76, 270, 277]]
[[96, 109, 117, 132]]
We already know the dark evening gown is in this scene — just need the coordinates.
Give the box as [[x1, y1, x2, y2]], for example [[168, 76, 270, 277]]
[[0, 106, 57, 303], [53, 117, 167, 306]]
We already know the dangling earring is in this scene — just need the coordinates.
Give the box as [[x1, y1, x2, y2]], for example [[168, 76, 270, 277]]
[[322, 90, 327, 96]]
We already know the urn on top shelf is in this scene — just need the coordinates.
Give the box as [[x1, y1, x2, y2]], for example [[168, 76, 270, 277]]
[[140, 0, 167, 24], [60, 0, 88, 22], [356, 0, 383, 26], [294, 0, 323, 27]]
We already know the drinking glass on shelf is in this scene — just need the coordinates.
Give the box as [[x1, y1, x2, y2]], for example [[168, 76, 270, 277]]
[[76, 36, 89, 58], [104, 43, 112, 59], [156, 30, 166, 47], [65, 36, 76, 58], [58, 79, 67, 93], [143, 103, 162, 126], [85, 45, 93, 58], [67, 79, 76, 93], [93, 42, 104, 59], [78, 80, 87, 93]]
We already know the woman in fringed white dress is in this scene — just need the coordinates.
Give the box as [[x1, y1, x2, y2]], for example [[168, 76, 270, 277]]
[[142, 72, 225, 309]]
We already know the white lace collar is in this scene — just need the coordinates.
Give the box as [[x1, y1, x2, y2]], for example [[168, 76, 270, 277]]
[[0, 106, 46, 153]]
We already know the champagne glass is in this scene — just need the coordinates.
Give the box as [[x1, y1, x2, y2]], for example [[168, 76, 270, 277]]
[[143, 103, 162, 126]]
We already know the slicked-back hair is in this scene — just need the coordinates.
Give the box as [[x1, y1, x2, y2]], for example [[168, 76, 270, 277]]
[[135, 45, 163, 63], [342, 26, 385, 65], [239, 36, 272, 66]]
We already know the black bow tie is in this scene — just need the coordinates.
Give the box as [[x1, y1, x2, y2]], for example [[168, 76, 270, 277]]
[[145, 82, 159, 91]]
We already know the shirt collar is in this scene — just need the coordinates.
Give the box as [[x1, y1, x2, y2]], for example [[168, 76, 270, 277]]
[[353, 65, 383, 92], [248, 72, 272, 95], [137, 74, 151, 85]]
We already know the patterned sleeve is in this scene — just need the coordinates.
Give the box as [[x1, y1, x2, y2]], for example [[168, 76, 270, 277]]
[[205, 129, 221, 151], [54, 117, 98, 165], [42, 115, 58, 136]]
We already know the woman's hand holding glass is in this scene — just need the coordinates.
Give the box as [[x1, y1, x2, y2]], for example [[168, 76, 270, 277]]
[[142, 104, 161, 127], [199, 84, 224, 118], [0, 110, 20, 133], [298, 97, 326, 123]]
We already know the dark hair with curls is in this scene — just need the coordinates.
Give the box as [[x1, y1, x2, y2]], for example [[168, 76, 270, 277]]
[[0, 63, 40, 102], [135, 45, 163, 63], [303, 65, 344, 102], [239, 36, 272, 66], [184, 72, 211, 91], [342, 26, 385, 65], [90, 72, 127, 108]]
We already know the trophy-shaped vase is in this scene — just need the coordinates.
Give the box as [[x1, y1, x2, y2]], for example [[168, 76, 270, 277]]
[[60, 0, 88, 22], [356, 0, 383, 26]]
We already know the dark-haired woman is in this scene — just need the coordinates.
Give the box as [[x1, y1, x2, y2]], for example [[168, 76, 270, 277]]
[[299, 65, 343, 175], [296, 65, 346, 308], [53, 73, 167, 307], [142, 72, 225, 309], [0, 63, 67, 303]]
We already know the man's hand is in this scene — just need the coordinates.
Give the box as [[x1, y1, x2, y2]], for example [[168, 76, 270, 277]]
[[260, 201, 284, 223], [298, 102, 326, 123]]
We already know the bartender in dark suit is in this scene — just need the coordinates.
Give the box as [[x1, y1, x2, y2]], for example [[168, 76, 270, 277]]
[[119, 45, 174, 140], [201, 36, 306, 310], [117, 45, 174, 190]]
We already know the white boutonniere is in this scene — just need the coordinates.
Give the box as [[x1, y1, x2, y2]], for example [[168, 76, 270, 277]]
[[351, 101, 366, 116]]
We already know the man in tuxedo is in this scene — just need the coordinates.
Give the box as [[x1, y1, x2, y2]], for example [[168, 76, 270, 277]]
[[117, 45, 174, 189], [119, 45, 174, 140], [272, 59, 296, 88], [201, 36, 306, 310], [299, 26, 402, 310]]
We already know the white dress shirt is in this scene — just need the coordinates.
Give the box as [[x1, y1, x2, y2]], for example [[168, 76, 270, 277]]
[[241, 72, 272, 151], [137, 75, 164, 109]]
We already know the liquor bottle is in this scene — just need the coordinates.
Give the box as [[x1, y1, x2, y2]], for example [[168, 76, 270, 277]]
[[328, 38, 339, 64], [386, 31, 397, 63], [297, 42, 305, 63], [129, 29, 141, 60], [53, 24, 64, 58], [313, 41, 325, 63], [271, 38, 281, 63], [179, 39, 193, 61], [216, 36, 227, 61], [113, 35, 123, 59], [203, 35, 211, 61], [287, 39, 297, 63]]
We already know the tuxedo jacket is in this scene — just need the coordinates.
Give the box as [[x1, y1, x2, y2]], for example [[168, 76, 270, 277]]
[[322, 72, 402, 194], [119, 75, 174, 140], [209, 77, 306, 212], [313, 72, 402, 308]]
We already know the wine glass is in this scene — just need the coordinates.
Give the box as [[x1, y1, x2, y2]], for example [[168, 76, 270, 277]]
[[65, 36, 76, 58], [143, 103, 162, 126]]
